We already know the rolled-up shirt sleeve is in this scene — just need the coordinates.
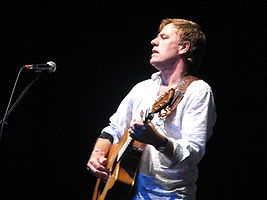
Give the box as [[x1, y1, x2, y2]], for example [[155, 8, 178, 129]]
[[100, 80, 154, 144], [159, 85, 216, 168], [101, 92, 133, 144]]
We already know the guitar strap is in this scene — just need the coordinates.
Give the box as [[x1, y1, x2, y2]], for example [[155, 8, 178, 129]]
[[157, 75, 199, 118], [170, 75, 199, 110]]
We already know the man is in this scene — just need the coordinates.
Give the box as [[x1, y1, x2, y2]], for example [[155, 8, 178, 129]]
[[87, 18, 216, 200]]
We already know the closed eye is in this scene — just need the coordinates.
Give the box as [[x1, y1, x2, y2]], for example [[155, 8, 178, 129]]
[[159, 33, 168, 39]]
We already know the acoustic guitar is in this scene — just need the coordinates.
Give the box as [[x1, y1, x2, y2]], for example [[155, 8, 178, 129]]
[[92, 88, 175, 200]]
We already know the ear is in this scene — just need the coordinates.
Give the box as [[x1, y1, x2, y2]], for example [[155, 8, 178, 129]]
[[178, 41, 190, 55]]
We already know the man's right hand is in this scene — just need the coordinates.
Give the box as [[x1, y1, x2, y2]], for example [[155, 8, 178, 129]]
[[87, 149, 109, 180]]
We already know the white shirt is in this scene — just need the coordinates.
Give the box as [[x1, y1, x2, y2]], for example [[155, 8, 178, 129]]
[[102, 72, 216, 200]]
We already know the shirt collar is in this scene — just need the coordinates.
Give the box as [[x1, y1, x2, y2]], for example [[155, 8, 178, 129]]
[[151, 71, 162, 81]]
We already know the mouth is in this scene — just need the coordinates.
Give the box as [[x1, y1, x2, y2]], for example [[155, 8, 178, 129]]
[[152, 49, 159, 54], [151, 49, 159, 56]]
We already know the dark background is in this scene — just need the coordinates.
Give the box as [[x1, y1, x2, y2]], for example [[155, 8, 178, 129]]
[[0, 3, 266, 200]]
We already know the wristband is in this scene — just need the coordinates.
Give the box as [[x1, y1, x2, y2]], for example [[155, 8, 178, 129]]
[[92, 148, 105, 155], [155, 137, 169, 152]]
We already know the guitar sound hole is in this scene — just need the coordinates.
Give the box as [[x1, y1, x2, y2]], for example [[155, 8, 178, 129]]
[[121, 145, 143, 176]]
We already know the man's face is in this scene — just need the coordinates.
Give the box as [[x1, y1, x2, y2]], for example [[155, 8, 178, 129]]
[[150, 23, 181, 70]]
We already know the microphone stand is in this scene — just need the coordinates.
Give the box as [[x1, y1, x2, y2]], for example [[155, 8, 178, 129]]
[[0, 71, 41, 141]]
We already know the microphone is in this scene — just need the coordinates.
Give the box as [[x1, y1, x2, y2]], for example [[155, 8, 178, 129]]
[[25, 61, 57, 73]]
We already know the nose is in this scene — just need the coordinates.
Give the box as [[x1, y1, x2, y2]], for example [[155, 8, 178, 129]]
[[151, 37, 158, 46]]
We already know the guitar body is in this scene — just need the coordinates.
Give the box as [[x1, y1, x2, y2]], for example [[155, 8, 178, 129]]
[[92, 131, 145, 200]]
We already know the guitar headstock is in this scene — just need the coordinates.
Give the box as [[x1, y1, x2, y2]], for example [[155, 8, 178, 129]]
[[151, 88, 175, 113], [142, 88, 175, 122]]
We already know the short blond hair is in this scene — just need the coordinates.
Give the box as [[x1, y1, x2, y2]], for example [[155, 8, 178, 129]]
[[159, 18, 206, 73]]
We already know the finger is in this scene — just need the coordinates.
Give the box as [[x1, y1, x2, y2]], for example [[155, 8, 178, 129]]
[[92, 169, 109, 180], [130, 134, 141, 143], [87, 161, 109, 180], [99, 156, 108, 166], [133, 123, 145, 131], [128, 127, 133, 133], [130, 119, 136, 126], [88, 157, 108, 173], [129, 128, 135, 136]]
